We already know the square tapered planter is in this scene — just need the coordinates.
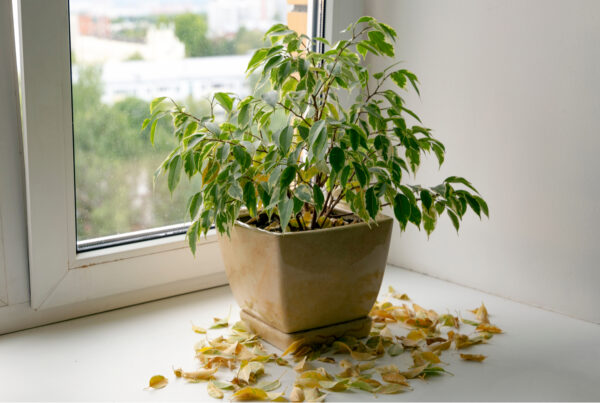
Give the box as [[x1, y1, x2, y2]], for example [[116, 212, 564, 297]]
[[218, 214, 393, 350]]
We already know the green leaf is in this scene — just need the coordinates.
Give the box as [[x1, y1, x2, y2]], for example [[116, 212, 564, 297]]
[[390, 70, 407, 89], [227, 182, 243, 201], [261, 90, 278, 107], [357, 16, 375, 24], [423, 211, 436, 236], [167, 155, 182, 194], [280, 166, 297, 189], [204, 121, 221, 135], [188, 192, 203, 220], [308, 120, 326, 145], [278, 126, 294, 154], [365, 187, 379, 219], [474, 195, 489, 217], [444, 176, 479, 193], [238, 102, 250, 127], [409, 204, 422, 228], [243, 182, 257, 217], [352, 162, 368, 187], [247, 48, 268, 72], [216, 143, 230, 162], [233, 146, 251, 170], [447, 210, 460, 233], [367, 30, 394, 57], [329, 147, 345, 173], [214, 92, 234, 112], [464, 192, 481, 217], [313, 185, 324, 213], [420, 189, 433, 210], [340, 165, 351, 186], [150, 96, 166, 114], [257, 182, 271, 207], [187, 221, 198, 255], [393, 193, 411, 230], [150, 119, 159, 146], [278, 196, 294, 232], [295, 184, 312, 203]]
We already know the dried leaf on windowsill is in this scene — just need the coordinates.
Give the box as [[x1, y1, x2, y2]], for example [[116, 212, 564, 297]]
[[148, 374, 168, 389], [460, 354, 487, 362]]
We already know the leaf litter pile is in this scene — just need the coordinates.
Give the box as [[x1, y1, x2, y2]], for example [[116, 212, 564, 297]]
[[147, 287, 502, 401]]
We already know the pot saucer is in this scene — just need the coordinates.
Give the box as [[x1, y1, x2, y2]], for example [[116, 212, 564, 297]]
[[240, 309, 372, 351]]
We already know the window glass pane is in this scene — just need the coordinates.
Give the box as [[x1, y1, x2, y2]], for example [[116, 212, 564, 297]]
[[70, 0, 308, 245]]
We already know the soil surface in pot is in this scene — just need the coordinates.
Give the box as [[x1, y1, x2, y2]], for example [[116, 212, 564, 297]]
[[239, 210, 362, 233]]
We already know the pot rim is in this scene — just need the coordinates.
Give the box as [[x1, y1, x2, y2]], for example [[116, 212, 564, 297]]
[[233, 211, 393, 237]]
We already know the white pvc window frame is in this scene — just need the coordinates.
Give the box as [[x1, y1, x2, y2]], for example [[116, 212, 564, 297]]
[[16, 0, 335, 312], [18, 0, 225, 310]]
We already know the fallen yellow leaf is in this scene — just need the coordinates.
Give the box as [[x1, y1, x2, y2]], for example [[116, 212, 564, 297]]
[[460, 353, 487, 362], [476, 323, 503, 333], [148, 374, 168, 389], [282, 339, 305, 357], [179, 367, 218, 382], [470, 303, 490, 324], [191, 323, 207, 334], [232, 387, 269, 401], [207, 381, 224, 399], [289, 386, 304, 402]]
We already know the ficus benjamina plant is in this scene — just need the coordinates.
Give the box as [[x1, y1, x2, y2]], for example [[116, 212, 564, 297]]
[[144, 16, 488, 254]]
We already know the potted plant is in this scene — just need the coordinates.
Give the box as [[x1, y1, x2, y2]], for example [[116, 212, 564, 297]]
[[144, 16, 488, 349]]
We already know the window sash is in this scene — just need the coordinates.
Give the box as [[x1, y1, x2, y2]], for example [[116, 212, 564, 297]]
[[19, 0, 225, 310], [17, 0, 330, 310]]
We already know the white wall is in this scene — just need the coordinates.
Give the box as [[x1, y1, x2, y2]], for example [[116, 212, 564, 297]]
[[366, 0, 600, 323]]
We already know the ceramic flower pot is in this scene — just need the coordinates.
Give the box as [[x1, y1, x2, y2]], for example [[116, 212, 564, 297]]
[[217, 213, 393, 350]]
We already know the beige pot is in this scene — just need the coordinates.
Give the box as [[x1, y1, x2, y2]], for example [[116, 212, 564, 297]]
[[218, 213, 393, 348]]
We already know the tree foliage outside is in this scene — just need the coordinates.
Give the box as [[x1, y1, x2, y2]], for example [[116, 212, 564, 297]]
[[148, 17, 489, 254], [173, 13, 265, 57], [72, 66, 207, 240]]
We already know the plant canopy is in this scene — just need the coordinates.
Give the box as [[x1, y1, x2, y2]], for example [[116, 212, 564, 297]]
[[144, 16, 488, 253]]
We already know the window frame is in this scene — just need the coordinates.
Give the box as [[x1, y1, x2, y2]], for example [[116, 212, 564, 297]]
[[19, 0, 225, 310], [17, 0, 329, 311]]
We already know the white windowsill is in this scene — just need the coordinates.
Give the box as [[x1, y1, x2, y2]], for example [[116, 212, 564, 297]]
[[1, 265, 599, 401]]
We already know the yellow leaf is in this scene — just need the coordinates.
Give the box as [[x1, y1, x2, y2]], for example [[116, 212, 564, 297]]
[[470, 303, 490, 324], [351, 350, 377, 361], [290, 386, 304, 402], [428, 339, 452, 354], [276, 357, 289, 366], [316, 356, 336, 364], [207, 381, 224, 399], [238, 361, 265, 384], [257, 379, 281, 392], [148, 375, 168, 389], [191, 323, 207, 334], [232, 387, 269, 401], [476, 323, 503, 334], [406, 329, 427, 341], [460, 353, 487, 362], [180, 367, 218, 381], [400, 364, 427, 379], [382, 372, 409, 386], [267, 391, 288, 402], [304, 387, 326, 402], [294, 356, 312, 373], [282, 339, 305, 357], [318, 379, 349, 392], [420, 351, 441, 364], [379, 326, 394, 340]]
